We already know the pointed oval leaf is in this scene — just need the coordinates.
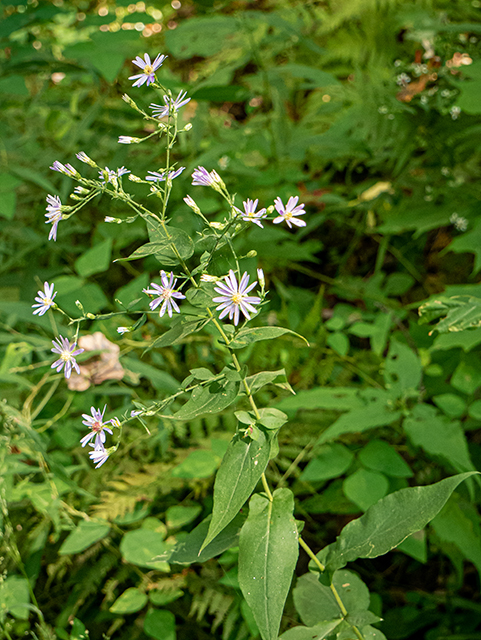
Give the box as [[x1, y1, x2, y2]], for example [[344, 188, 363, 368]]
[[202, 431, 271, 549], [280, 620, 343, 640], [229, 327, 309, 349], [59, 520, 110, 555], [238, 488, 299, 640], [320, 472, 478, 572]]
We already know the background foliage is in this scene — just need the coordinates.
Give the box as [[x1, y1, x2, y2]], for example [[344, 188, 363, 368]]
[[1, 0, 481, 639]]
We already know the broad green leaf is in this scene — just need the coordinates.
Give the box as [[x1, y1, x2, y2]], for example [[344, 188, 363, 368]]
[[396, 530, 427, 564], [144, 609, 176, 640], [146, 219, 194, 265], [319, 472, 478, 572], [166, 505, 202, 529], [120, 529, 170, 571], [171, 450, 220, 479], [293, 569, 369, 626], [451, 360, 481, 395], [149, 589, 183, 606], [150, 317, 210, 350], [343, 469, 389, 511], [403, 404, 475, 474], [326, 331, 349, 356], [431, 496, 481, 576], [245, 368, 294, 394], [318, 404, 401, 444], [300, 444, 354, 482], [238, 489, 299, 640], [229, 326, 309, 349], [173, 378, 239, 421], [74, 239, 112, 277], [358, 440, 413, 478], [419, 295, 481, 333], [169, 512, 246, 564], [257, 408, 288, 430], [0, 576, 30, 620], [383, 340, 421, 399], [277, 387, 364, 413], [110, 588, 147, 614], [59, 520, 110, 555], [432, 393, 466, 418], [202, 431, 271, 550], [280, 620, 343, 640]]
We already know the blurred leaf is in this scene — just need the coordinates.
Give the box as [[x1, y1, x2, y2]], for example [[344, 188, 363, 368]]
[[110, 588, 147, 614], [383, 340, 421, 399], [280, 620, 342, 640], [230, 326, 309, 349], [0, 576, 30, 620], [59, 520, 110, 555], [359, 440, 413, 478], [166, 505, 202, 529], [318, 402, 401, 444], [165, 16, 239, 58], [300, 444, 354, 482], [343, 468, 389, 511], [171, 450, 220, 479], [144, 609, 176, 640], [75, 239, 112, 277], [120, 529, 171, 571]]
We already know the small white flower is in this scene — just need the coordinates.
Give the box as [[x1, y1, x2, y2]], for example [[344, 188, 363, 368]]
[[45, 195, 63, 241], [88, 444, 110, 468], [213, 270, 261, 326], [146, 167, 185, 182], [51, 336, 84, 379], [32, 282, 57, 316], [257, 268, 265, 288], [234, 198, 267, 228], [150, 90, 191, 118], [80, 406, 113, 449], [117, 327, 130, 335], [76, 151, 91, 164], [273, 196, 306, 229], [143, 271, 186, 318], [50, 161, 78, 177], [129, 53, 166, 88], [118, 136, 140, 144]]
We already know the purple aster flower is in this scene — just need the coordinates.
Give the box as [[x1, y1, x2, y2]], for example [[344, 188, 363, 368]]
[[88, 444, 110, 468], [143, 271, 186, 318], [213, 270, 261, 326], [150, 90, 191, 118], [129, 53, 166, 87], [76, 152, 91, 164], [192, 166, 221, 187], [234, 198, 267, 228], [146, 166, 185, 182], [51, 335, 84, 379], [50, 161, 78, 177], [32, 282, 57, 316], [99, 166, 131, 185], [273, 196, 306, 229], [45, 195, 63, 241], [80, 406, 113, 449]]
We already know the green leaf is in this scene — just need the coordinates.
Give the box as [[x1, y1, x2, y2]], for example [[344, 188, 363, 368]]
[[319, 472, 478, 572], [300, 444, 354, 482], [280, 620, 343, 640], [0, 75, 29, 96], [229, 326, 309, 349], [169, 512, 246, 564], [120, 529, 170, 571], [396, 530, 427, 564], [431, 495, 481, 576], [74, 239, 113, 278], [432, 393, 467, 418], [59, 520, 110, 555], [144, 609, 176, 640], [171, 450, 220, 479], [245, 368, 294, 394], [277, 387, 364, 413], [451, 360, 481, 395], [146, 220, 194, 265], [318, 403, 401, 444], [343, 469, 389, 511], [257, 408, 288, 430], [449, 220, 481, 274], [0, 190, 16, 220], [326, 331, 349, 356], [0, 576, 30, 620], [358, 440, 413, 478], [166, 505, 202, 529], [238, 488, 299, 640], [122, 357, 179, 393], [383, 340, 421, 399], [420, 295, 481, 333], [110, 588, 148, 614], [150, 317, 210, 350], [173, 378, 239, 421], [165, 15, 239, 58], [403, 404, 475, 474], [293, 569, 369, 626], [202, 431, 271, 550]]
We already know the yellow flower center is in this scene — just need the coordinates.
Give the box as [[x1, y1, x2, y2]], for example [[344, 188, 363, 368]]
[[231, 293, 243, 304], [144, 64, 154, 74]]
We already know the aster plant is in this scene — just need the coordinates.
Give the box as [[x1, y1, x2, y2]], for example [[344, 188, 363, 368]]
[[36, 52, 463, 640]]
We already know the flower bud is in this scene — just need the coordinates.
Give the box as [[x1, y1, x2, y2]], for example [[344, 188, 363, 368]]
[[246, 250, 257, 258]]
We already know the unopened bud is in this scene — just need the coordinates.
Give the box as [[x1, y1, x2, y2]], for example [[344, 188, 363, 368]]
[[246, 250, 257, 258], [128, 174, 143, 183], [184, 123, 193, 131], [86, 313, 95, 319], [75, 300, 84, 311], [210, 221, 226, 230]]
